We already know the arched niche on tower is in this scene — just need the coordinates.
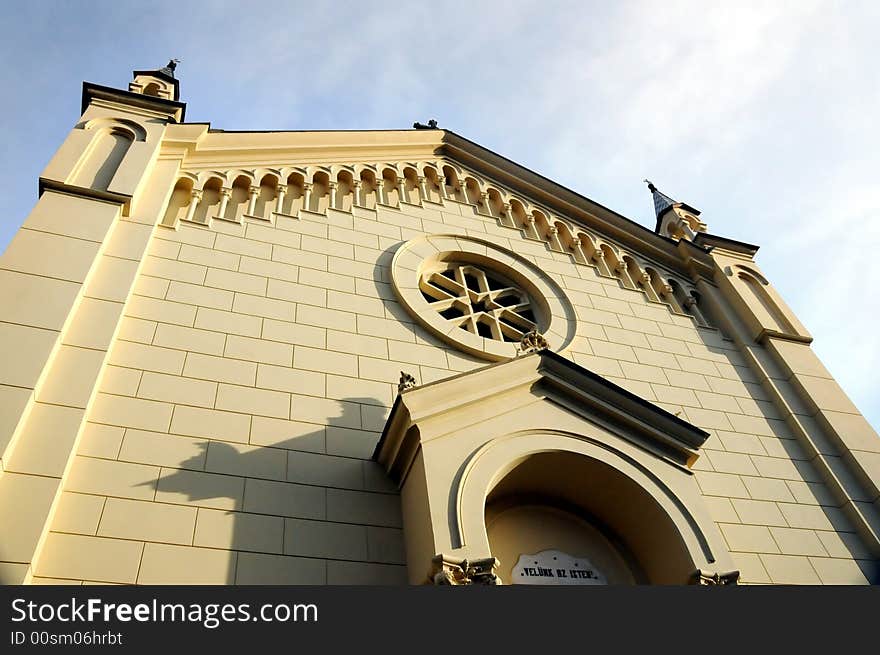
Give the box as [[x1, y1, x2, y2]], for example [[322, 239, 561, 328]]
[[719, 262, 811, 343], [374, 350, 738, 586], [69, 119, 147, 193]]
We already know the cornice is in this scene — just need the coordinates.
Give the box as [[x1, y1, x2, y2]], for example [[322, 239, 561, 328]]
[[374, 350, 709, 482], [166, 126, 719, 282], [438, 130, 703, 274], [82, 82, 186, 122]]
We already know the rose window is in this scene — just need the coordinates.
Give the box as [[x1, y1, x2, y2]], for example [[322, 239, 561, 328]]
[[419, 263, 539, 342]]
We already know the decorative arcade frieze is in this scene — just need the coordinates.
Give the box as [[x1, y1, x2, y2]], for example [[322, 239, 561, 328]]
[[161, 160, 713, 330]]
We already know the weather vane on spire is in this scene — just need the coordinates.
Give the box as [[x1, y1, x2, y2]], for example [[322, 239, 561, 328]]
[[162, 59, 180, 78]]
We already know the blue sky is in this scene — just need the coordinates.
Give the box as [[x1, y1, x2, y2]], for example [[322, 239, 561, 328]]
[[1, 0, 877, 429]]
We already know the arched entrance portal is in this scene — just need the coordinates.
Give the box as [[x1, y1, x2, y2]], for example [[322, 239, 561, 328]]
[[486, 503, 640, 584], [484, 451, 700, 584], [374, 349, 740, 585]]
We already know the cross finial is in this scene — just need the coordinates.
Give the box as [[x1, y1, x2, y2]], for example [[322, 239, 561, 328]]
[[164, 59, 180, 78]]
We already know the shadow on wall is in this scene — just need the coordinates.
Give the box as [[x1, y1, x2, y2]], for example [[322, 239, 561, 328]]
[[136, 396, 405, 585]]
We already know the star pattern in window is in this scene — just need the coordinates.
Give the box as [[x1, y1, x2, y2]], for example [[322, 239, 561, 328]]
[[420, 264, 538, 342]]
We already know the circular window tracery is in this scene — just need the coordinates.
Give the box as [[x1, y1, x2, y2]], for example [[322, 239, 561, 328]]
[[391, 235, 577, 361], [420, 264, 539, 343]]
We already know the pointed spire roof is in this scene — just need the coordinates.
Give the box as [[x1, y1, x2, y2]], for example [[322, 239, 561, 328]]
[[644, 180, 701, 234], [645, 179, 677, 220]]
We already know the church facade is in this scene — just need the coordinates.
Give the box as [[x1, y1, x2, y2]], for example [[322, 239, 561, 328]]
[[0, 65, 877, 585]]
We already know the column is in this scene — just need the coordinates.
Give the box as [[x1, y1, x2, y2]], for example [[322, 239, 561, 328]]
[[353, 180, 363, 207], [397, 177, 408, 205], [525, 215, 540, 240], [417, 176, 428, 204], [183, 189, 203, 223], [302, 182, 313, 213], [436, 175, 448, 200], [328, 181, 338, 210], [640, 272, 661, 302], [479, 192, 492, 215], [217, 187, 232, 220], [593, 249, 612, 277], [275, 183, 287, 214], [570, 237, 588, 265], [246, 185, 259, 216], [547, 225, 564, 252], [374, 179, 385, 206], [615, 259, 635, 288]]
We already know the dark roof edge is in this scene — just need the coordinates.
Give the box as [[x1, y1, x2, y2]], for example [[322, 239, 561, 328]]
[[440, 130, 665, 248], [371, 349, 709, 461], [81, 82, 187, 122], [540, 350, 709, 440], [693, 232, 760, 256]]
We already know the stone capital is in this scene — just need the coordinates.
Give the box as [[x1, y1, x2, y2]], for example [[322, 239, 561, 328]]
[[430, 554, 500, 586]]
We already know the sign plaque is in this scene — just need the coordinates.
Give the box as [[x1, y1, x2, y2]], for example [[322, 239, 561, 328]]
[[512, 550, 607, 585]]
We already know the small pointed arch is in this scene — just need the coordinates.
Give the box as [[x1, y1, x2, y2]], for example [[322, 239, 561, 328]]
[[416, 161, 440, 177], [196, 171, 229, 188], [641, 266, 666, 303], [192, 176, 223, 224], [358, 168, 381, 209], [224, 173, 251, 222], [286, 166, 306, 180], [284, 171, 306, 215], [600, 244, 632, 288], [308, 170, 330, 213], [82, 117, 148, 142], [462, 175, 483, 207], [507, 199, 531, 237], [664, 277, 689, 315], [380, 166, 400, 207], [529, 208, 553, 243], [441, 164, 465, 202], [578, 233, 611, 275], [486, 187, 506, 221], [623, 255, 654, 297], [685, 288, 711, 327], [421, 165, 443, 203], [402, 165, 420, 205], [335, 169, 355, 212], [251, 173, 279, 218], [225, 169, 255, 188], [352, 163, 377, 179], [161, 176, 195, 227], [253, 168, 282, 188], [733, 266, 793, 333], [71, 121, 143, 191], [554, 221, 586, 264], [734, 264, 770, 286]]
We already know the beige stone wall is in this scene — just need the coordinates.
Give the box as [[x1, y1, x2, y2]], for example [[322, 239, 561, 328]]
[[18, 180, 871, 585], [0, 83, 875, 585]]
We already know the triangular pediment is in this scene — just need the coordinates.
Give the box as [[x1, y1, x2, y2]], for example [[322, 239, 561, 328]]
[[374, 350, 709, 483]]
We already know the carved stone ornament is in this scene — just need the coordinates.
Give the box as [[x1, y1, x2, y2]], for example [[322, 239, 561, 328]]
[[397, 371, 417, 394], [430, 554, 500, 586], [518, 329, 549, 355], [691, 569, 740, 585]]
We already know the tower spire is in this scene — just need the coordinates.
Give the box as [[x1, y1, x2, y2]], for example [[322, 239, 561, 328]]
[[643, 179, 707, 241], [644, 179, 677, 222]]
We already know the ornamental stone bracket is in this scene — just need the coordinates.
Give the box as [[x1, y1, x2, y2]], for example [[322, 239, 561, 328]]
[[517, 329, 549, 355], [430, 554, 501, 586], [691, 569, 741, 586]]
